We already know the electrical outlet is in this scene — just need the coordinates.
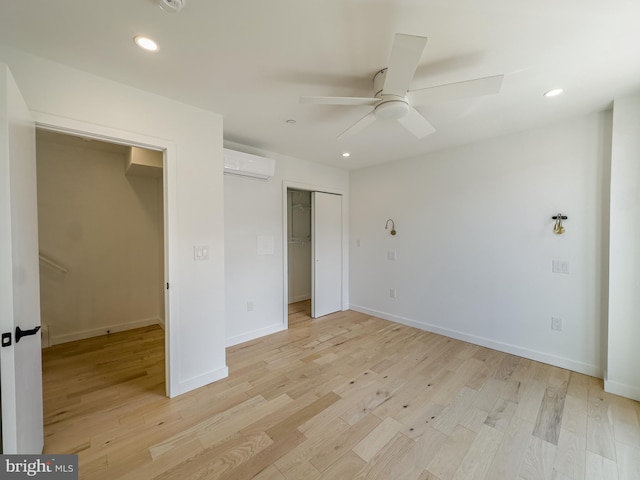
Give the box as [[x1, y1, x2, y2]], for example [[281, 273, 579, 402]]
[[390, 288, 397, 298], [247, 301, 254, 312], [388, 251, 396, 261], [551, 317, 563, 331]]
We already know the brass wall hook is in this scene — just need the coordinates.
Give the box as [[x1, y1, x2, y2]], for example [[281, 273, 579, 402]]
[[385, 219, 396, 236], [552, 213, 567, 234]]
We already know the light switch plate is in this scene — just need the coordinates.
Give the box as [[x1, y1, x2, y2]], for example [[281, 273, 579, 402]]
[[194, 245, 209, 261]]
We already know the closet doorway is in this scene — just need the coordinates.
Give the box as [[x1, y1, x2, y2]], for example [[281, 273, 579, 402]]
[[287, 189, 312, 321], [286, 188, 343, 322], [36, 129, 167, 391]]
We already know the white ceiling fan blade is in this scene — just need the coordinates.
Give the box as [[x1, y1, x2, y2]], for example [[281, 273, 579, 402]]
[[408, 74, 504, 106], [337, 111, 377, 140], [382, 34, 428, 96], [299, 96, 378, 106], [397, 108, 436, 139]]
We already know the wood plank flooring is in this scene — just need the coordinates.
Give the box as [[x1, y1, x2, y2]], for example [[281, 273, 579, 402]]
[[287, 300, 311, 325], [42, 310, 640, 479]]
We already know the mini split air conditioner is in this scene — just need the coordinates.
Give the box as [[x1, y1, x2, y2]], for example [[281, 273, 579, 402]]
[[223, 148, 275, 180]]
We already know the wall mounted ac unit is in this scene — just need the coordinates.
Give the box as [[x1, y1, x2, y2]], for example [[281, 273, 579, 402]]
[[223, 148, 275, 180]]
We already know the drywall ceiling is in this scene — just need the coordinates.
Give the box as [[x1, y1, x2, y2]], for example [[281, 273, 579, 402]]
[[1, 0, 639, 170]]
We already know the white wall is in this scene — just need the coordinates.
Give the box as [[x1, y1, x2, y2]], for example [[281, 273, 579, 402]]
[[350, 113, 611, 377], [36, 133, 163, 344], [224, 142, 349, 346], [607, 93, 640, 401], [0, 48, 226, 397]]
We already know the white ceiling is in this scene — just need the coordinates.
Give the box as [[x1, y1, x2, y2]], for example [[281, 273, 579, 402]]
[[1, 0, 639, 170]]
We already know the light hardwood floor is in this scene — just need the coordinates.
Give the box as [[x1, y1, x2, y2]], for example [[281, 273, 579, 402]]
[[288, 300, 311, 326], [42, 310, 640, 480]]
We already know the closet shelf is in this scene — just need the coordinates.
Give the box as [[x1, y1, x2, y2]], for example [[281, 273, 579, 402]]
[[291, 203, 311, 211], [288, 236, 311, 245]]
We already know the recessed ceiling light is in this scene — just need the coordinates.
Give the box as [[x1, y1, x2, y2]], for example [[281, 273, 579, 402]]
[[134, 36, 159, 52], [285, 119, 296, 124], [342, 152, 351, 157], [544, 88, 564, 97]]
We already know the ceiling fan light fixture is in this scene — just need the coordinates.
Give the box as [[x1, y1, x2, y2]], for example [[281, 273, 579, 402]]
[[375, 100, 410, 121]]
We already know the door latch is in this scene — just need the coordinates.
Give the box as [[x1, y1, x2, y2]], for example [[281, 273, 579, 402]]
[[1, 326, 42, 347], [15, 325, 41, 343]]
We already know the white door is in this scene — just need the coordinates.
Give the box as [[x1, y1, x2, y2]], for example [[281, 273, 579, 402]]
[[0, 65, 44, 454], [312, 192, 342, 318]]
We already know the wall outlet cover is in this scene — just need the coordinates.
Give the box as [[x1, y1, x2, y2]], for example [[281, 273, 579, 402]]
[[552, 260, 570, 274], [551, 317, 563, 331]]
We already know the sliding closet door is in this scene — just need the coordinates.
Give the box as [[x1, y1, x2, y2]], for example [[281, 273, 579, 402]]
[[311, 192, 342, 318]]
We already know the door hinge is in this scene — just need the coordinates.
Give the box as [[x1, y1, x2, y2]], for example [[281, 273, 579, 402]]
[[166, 282, 169, 290]]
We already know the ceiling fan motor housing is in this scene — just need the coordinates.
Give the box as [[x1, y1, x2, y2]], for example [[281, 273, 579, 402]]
[[158, 0, 186, 13], [373, 68, 410, 120]]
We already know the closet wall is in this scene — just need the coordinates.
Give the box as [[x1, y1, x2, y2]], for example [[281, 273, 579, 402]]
[[36, 130, 164, 345]]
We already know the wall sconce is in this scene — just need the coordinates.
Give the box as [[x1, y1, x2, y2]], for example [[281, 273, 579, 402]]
[[552, 213, 567, 234], [385, 219, 397, 236]]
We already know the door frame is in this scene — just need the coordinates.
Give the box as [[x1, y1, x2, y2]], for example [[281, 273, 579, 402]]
[[33, 112, 177, 397], [0, 69, 42, 453], [281, 180, 348, 328]]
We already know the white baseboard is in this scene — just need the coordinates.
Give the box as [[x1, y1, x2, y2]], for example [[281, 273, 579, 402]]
[[288, 294, 311, 304], [226, 323, 287, 347], [157, 316, 166, 330], [173, 365, 229, 398], [604, 378, 640, 402], [50, 317, 162, 345], [350, 304, 603, 379]]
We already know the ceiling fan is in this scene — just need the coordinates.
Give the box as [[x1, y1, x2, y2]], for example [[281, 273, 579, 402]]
[[300, 34, 504, 140]]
